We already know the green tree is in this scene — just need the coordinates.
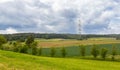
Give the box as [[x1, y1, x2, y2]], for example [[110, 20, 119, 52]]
[[0, 35, 7, 49], [19, 37, 25, 42], [101, 48, 108, 59], [19, 45, 28, 53], [25, 35, 34, 47], [80, 45, 86, 57], [111, 46, 117, 60], [61, 47, 66, 57], [50, 47, 56, 57], [91, 45, 99, 58], [32, 46, 37, 55], [38, 47, 42, 56], [9, 41, 12, 45], [12, 41, 22, 52], [31, 42, 38, 55]]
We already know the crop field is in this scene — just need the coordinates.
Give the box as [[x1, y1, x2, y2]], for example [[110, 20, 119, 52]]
[[38, 43, 120, 57], [37, 38, 120, 48], [0, 50, 120, 70], [36, 38, 120, 57], [4, 38, 120, 57]]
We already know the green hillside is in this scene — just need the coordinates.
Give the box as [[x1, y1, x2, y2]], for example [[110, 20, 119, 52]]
[[0, 50, 120, 70]]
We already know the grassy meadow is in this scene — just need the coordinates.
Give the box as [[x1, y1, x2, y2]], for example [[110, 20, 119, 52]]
[[0, 50, 120, 70], [1, 37, 120, 70], [3, 38, 120, 57]]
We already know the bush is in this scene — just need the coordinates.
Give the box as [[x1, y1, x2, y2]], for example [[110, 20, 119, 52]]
[[2, 45, 11, 51], [61, 47, 66, 57], [101, 48, 108, 59], [0, 35, 7, 49], [9, 41, 12, 45], [91, 45, 99, 58], [31, 47, 37, 55], [19, 45, 28, 53], [13, 45, 19, 52], [12, 42, 21, 52], [111, 46, 117, 60], [38, 47, 42, 56], [79, 45, 86, 57], [19, 37, 25, 42], [31, 42, 38, 55], [50, 47, 56, 57], [26, 35, 34, 47]]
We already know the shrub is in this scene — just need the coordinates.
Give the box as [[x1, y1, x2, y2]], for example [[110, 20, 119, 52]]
[[2, 45, 11, 51], [0, 35, 7, 49], [19, 37, 25, 42], [38, 47, 42, 56], [111, 46, 117, 60], [50, 47, 56, 57], [101, 48, 108, 59], [13, 46, 19, 52], [19, 45, 28, 53], [31, 42, 38, 55], [25, 35, 34, 47], [79, 45, 86, 57], [32, 46, 37, 55], [31, 47, 37, 55], [9, 41, 12, 45], [61, 47, 66, 57], [91, 45, 99, 58], [12, 42, 21, 52]]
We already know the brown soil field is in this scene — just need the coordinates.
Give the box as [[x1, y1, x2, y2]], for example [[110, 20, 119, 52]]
[[37, 40, 120, 48]]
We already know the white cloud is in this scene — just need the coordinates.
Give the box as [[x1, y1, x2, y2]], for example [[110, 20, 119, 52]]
[[0, 0, 14, 3], [0, 0, 119, 34], [99, 17, 120, 34], [0, 27, 18, 34]]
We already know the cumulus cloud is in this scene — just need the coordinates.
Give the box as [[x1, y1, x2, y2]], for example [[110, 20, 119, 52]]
[[0, 0, 14, 3], [0, 0, 119, 34], [0, 27, 18, 34]]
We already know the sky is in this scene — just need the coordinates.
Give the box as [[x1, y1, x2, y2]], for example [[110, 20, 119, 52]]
[[0, 0, 120, 34]]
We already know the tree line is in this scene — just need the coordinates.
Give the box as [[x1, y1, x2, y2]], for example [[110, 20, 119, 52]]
[[2, 33, 120, 41], [0, 35, 119, 61]]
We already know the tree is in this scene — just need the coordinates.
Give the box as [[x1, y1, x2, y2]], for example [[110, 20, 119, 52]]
[[38, 47, 42, 56], [9, 41, 12, 45], [19, 37, 25, 42], [61, 47, 66, 57], [12, 41, 22, 52], [79, 45, 86, 57], [101, 48, 108, 60], [32, 46, 37, 55], [19, 45, 28, 53], [116, 37, 120, 40], [31, 42, 38, 55], [25, 35, 34, 47], [91, 45, 99, 58], [50, 47, 56, 57], [0, 35, 7, 50], [0, 35, 7, 47], [111, 46, 117, 60]]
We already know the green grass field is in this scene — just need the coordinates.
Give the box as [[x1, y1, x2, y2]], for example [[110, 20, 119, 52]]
[[4, 38, 120, 57], [36, 43, 120, 57], [0, 50, 120, 70]]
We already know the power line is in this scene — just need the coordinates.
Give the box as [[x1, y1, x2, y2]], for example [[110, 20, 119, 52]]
[[77, 19, 82, 39]]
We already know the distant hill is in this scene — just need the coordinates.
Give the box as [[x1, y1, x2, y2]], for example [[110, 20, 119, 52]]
[[1, 33, 120, 41]]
